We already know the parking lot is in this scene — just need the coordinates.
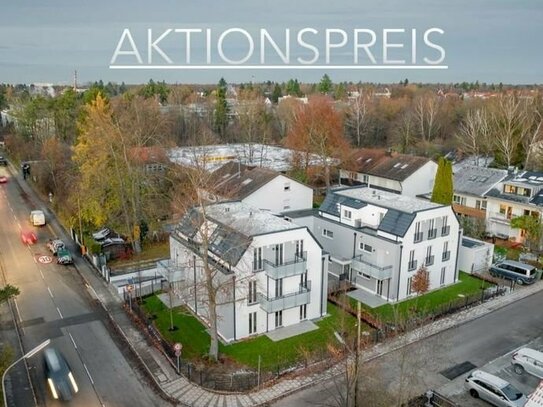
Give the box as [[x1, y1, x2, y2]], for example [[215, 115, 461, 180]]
[[436, 337, 543, 405]]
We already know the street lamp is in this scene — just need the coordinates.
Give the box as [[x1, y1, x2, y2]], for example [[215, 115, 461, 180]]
[[2, 339, 51, 407]]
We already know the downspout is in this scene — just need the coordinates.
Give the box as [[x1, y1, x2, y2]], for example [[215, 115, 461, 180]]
[[232, 275, 236, 340], [396, 245, 403, 301], [454, 228, 462, 282], [351, 232, 357, 282], [193, 255, 197, 313], [320, 255, 325, 316], [266, 276, 269, 333]]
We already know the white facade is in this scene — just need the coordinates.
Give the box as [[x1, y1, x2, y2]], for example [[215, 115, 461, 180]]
[[240, 175, 313, 214], [457, 237, 494, 274], [162, 202, 327, 343]]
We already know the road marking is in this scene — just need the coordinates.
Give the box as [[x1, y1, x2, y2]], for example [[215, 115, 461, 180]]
[[68, 332, 77, 349], [39, 270, 44, 279], [47, 287, 53, 298], [13, 299, 25, 335], [56, 307, 63, 319], [83, 363, 94, 385], [32, 256, 37, 264]]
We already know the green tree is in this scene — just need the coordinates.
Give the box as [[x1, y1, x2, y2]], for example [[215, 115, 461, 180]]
[[214, 78, 229, 138], [271, 83, 282, 103], [285, 79, 302, 96], [318, 74, 333, 94], [431, 157, 453, 205], [0, 85, 7, 111], [0, 284, 19, 303], [511, 215, 542, 252]]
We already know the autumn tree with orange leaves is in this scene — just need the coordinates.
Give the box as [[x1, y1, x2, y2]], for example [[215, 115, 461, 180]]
[[411, 265, 430, 296], [284, 95, 350, 188]]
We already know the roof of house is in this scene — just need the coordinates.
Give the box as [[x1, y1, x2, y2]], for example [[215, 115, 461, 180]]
[[485, 170, 543, 207], [453, 165, 507, 197], [377, 209, 416, 237], [335, 186, 440, 214], [212, 161, 280, 200], [319, 192, 367, 217], [176, 202, 303, 266], [348, 149, 433, 182]]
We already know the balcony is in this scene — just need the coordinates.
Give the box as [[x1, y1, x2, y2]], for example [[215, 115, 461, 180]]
[[263, 252, 307, 280], [442, 251, 451, 261], [441, 226, 450, 236], [428, 229, 437, 240], [425, 255, 435, 266], [488, 212, 512, 225], [408, 260, 418, 271], [257, 282, 311, 313], [351, 255, 393, 280], [157, 259, 187, 282], [413, 232, 423, 243]]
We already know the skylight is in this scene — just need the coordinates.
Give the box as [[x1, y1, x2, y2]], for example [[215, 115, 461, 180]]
[[401, 164, 408, 169], [241, 178, 253, 185], [366, 158, 373, 163], [393, 163, 401, 168]]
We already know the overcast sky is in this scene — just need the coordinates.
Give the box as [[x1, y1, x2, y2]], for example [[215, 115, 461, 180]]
[[0, 0, 541, 85]]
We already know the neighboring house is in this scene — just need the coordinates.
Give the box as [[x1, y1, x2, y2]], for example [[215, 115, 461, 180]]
[[485, 170, 543, 242], [452, 165, 508, 220], [287, 186, 461, 304], [339, 149, 438, 197], [129, 146, 169, 173], [159, 201, 328, 342], [209, 161, 313, 214], [457, 237, 494, 274]]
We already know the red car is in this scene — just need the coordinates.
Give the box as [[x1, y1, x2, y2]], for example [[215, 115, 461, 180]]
[[0, 175, 7, 183], [21, 230, 38, 245]]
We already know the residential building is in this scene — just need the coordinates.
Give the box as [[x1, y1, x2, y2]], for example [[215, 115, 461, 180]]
[[287, 186, 461, 305], [209, 162, 313, 214], [159, 202, 328, 342], [485, 170, 543, 242], [452, 165, 507, 220], [457, 237, 494, 274], [339, 149, 438, 197]]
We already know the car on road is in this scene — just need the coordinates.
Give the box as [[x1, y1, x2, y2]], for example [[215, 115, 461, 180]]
[[44, 347, 79, 401], [92, 227, 111, 241], [30, 210, 46, 226], [21, 230, 38, 245], [0, 156, 7, 166], [465, 369, 527, 406], [511, 348, 543, 379], [56, 248, 73, 265], [489, 260, 538, 285], [46, 239, 65, 255], [0, 175, 7, 183]]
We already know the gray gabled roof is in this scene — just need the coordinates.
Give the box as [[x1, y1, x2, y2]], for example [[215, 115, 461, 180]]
[[377, 209, 416, 237], [453, 165, 507, 197], [319, 192, 367, 217]]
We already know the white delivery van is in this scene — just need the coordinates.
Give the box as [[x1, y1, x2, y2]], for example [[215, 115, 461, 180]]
[[30, 210, 46, 226]]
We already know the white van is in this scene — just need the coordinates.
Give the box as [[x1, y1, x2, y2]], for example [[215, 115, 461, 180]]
[[30, 210, 46, 226], [511, 348, 543, 379]]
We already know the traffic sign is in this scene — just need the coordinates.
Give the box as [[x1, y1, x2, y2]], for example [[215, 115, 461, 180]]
[[37, 255, 52, 264], [173, 343, 182, 351]]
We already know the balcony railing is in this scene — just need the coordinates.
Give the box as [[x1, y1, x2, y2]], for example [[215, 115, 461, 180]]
[[442, 251, 451, 261], [351, 255, 393, 280], [425, 255, 435, 266], [263, 252, 307, 280], [408, 260, 418, 271], [427, 229, 437, 240], [413, 232, 423, 243], [441, 226, 450, 236], [257, 282, 311, 313], [157, 259, 187, 282]]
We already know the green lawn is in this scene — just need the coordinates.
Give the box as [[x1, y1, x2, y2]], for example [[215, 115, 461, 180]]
[[142, 296, 361, 370], [356, 271, 491, 322]]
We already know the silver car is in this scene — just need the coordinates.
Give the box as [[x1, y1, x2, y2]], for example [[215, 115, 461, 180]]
[[511, 348, 543, 379], [465, 370, 527, 407]]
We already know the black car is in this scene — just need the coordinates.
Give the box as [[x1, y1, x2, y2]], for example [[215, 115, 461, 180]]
[[44, 347, 79, 401], [0, 156, 7, 166]]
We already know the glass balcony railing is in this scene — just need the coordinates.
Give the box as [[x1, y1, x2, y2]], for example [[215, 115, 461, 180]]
[[351, 255, 393, 280], [262, 252, 307, 280], [257, 282, 311, 313]]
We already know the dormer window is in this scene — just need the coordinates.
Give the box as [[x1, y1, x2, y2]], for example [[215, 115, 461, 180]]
[[503, 184, 531, 197], [344, 209, 352, 219]]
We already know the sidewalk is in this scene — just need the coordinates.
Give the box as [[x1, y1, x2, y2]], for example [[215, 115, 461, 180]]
[[12, 165, 543, 407]]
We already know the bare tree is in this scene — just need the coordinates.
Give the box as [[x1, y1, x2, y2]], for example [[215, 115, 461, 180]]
[[394, 110, 416, 153], [456, 108, 492, 165], [345, 90, 372, 147], [522, 101, 543, 170], [414, 94, 441, 143]]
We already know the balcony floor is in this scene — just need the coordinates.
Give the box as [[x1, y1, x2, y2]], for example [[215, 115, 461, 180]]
[[265, 320, 318, 342], [348, 288, 388, 308]]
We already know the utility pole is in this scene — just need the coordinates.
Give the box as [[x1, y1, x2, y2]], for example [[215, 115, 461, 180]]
[[354, 301, 361, 407]]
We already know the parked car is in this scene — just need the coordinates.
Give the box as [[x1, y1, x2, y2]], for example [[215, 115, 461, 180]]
[[511, 348, 543, 379], [92, 227, 111, 241], [30, 210, 46, 226], [101, 237, 125, 246], [56, 248, 73, 265], [0, 175, 7, 183], [465, 370, 527, 406], [0, 156, 7, 166], [490, 260, 538, 285], [44, 347, 79, 401], [46, 239, 65, 255], [21, 230, 38, 245]]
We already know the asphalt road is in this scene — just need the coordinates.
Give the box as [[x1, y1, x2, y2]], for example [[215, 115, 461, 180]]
[[0, 168, 167, 406], [274, 285, 543, 406]]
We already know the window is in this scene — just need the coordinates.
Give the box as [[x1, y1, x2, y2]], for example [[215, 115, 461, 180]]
[[300, 272, 308, 288], [442, 241, 450, 261], [344, 209, 352, 219], [275, 278, 283, 298], [274, 244, 284, 266], [441, 216, 450, 236], [475, 200, 481, 210], [283, 199, 291, 210], [322, 229, 334, 239], [440, 267, 446, 285], [408, 250, 417, 271], [362, 174, 369, 183], [253, 247, 263, 271], [406, 277, 413, 295], [499, 204, 507, 215], [248, 280, 257, 304], [299, 305, 307, 320], [275, 310, 283, 328], [425, 246, 434, 266], [359, 272, 371, 280], [295, 240, 304, 258], [363, 243, 373, 253], [428, 219, 437, 239], [414, 222, 423, 242], [249, 312, 257, 334], [284, 182, 291, 191], [453, 195, 461, 204], [481, 200, 487, 211]]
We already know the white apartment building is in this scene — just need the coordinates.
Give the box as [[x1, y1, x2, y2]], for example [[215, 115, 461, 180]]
[[158, 202, 327, 342], [288, 186, 461, 304]]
